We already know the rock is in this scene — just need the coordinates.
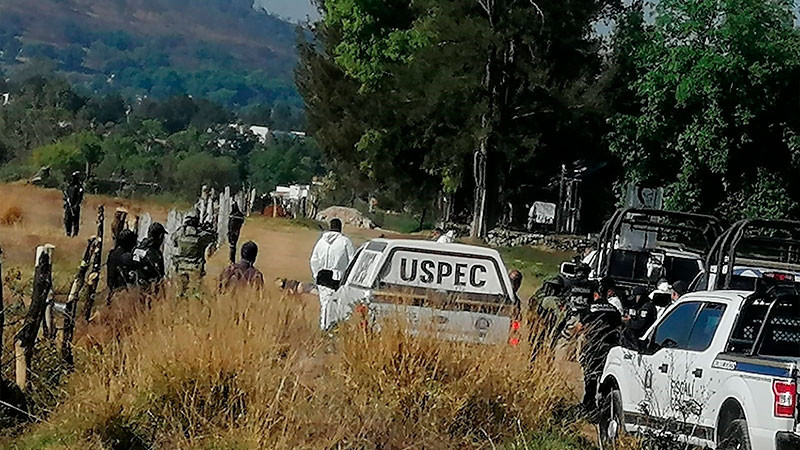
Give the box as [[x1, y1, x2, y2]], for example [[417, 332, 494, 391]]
[[486, 228, 594, 253], [316, 206, 376, 229]]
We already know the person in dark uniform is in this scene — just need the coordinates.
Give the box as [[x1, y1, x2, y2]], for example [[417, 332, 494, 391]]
[[227, 202, 245, 263], [219, 241, 264, 292], [134, 222, 167, 290], [577, 283, 622, 416], [622, 286, 658, 349], [106, 229, 138, 301], [62, 171, 84, 237]]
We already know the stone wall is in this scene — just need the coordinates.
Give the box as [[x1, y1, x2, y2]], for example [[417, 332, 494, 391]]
[[486, 228, 594, 253]]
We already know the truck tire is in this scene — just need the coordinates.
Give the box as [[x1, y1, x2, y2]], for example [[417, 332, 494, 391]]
[[598, 388, 624, 449], [719, 418, 752, 450]]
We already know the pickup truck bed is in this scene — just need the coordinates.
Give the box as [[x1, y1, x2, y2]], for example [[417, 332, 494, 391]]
[[599, 285, 800, 450]]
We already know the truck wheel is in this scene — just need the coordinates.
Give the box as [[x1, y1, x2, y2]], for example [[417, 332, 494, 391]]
[[598, 388, 624, 449], [719, 418, 751, 450]]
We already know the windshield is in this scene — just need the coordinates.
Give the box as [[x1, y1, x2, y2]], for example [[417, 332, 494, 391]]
[[606, 249, 700, 285]]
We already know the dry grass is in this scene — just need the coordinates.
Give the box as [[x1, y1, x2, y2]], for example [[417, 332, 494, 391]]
[[0, 184, 586, 449], [0, 205, 24, 226], [8, 286, 577, 449]]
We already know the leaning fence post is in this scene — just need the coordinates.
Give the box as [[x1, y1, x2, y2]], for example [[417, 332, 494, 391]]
[[15, 247, 53, 389], [40, 245, 56, 340], [61, 237, 97, 366], [82, 205, 105, 321]]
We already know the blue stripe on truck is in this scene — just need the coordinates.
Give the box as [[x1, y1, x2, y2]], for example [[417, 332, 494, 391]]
[[734, 362, 792, 377]]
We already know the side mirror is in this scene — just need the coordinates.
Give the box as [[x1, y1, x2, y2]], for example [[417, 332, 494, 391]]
[[560, 262, 578, 277]]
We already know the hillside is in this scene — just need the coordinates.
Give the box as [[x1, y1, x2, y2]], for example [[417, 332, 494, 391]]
[[0, 0, 302, 111]]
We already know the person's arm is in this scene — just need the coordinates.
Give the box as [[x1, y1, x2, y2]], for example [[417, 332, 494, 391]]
[[309, 240, 323, 279]]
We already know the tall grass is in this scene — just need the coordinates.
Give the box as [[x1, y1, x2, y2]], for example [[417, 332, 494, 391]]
[[12, 287, 578, 449]]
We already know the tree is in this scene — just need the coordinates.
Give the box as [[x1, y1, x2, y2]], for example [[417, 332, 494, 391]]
[[247, 136, 325, 192], [300, 0, 617, 234], [175, 152, 239, 197], [607, 0, 800, 220]]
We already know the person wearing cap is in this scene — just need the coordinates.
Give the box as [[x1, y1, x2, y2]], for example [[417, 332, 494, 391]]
[[622, 286, 657, 348], [134, 222, 167, 290], [62, 171, 84, 237], [671, 280, 688, 302], [219, 241, 265, 293]]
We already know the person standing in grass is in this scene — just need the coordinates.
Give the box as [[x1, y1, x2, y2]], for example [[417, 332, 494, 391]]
[[310, 218, 355, 331], [173, 215, 217, 297], [62, 171, 84, 237], [134, 222, 167, 293], [219, 241, 264, 292], [106, 229, 138, 303]]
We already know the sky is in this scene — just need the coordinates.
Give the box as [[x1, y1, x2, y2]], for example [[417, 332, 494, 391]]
[[256, 0, 320, 22]]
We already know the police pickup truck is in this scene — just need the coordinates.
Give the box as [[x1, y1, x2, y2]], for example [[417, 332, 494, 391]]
[[331, 239, 521, 345], [598, 280, 800, 450]]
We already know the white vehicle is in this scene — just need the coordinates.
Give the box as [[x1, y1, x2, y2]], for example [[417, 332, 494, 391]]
[[692, 219, 800, 292], [332, 239, 522, 345], [599, 281, 800, 449]]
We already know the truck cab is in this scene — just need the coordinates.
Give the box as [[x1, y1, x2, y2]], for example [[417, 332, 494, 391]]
[[599, 280, 800, 450], [332, 239, 520, 345]]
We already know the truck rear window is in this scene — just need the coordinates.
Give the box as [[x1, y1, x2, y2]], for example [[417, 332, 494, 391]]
[[377, 248, 509, 302], [728, 294, 800, 357]]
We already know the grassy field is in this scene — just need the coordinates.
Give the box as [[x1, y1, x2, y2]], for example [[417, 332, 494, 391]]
[[0, 184, 594, 449]]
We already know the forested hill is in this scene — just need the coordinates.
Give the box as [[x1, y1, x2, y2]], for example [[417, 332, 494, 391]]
[[0, 0, 302, 114]]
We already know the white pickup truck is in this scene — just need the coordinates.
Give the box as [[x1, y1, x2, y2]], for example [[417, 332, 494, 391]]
[[331, 239, 521, 345], [598, 282, 800, 449]]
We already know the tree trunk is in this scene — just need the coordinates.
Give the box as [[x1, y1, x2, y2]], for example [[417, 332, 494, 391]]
[[15, 249, 52, 390], [472, 46, 496, 239], [83, 206, 105, 322], [62, 237, 97, 366]]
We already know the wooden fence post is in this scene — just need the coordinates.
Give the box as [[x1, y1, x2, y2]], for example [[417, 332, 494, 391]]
[[40, 245, 56, 340], [61, 237, 96, 366], [15, 248, 52, 390], [82, 205, 105, 322], [111, 208, 128, 243]]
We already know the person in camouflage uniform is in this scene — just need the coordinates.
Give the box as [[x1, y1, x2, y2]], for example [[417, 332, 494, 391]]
[[172, 215, 216, 296]]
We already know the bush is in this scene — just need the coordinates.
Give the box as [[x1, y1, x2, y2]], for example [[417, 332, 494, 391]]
[[174, 152, 240, 197]]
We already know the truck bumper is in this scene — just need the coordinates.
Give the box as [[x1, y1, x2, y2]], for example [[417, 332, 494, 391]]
[[776, 431, 800, 450]]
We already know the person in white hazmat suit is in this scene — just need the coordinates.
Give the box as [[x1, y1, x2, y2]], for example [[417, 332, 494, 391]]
[[310, 218, 356, 330]]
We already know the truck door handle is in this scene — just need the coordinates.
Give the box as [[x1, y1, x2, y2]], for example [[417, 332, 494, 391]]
[[692, 368, 703, 378], [659, 363, 669, 374]]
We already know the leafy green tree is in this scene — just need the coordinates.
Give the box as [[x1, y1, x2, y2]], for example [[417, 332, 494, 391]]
[[248, 136, 325, 192], [175, 152, 239, 197], [31, 132, 102, 176], [301, 0, 616, 234], [608, 0, 800, 220]]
